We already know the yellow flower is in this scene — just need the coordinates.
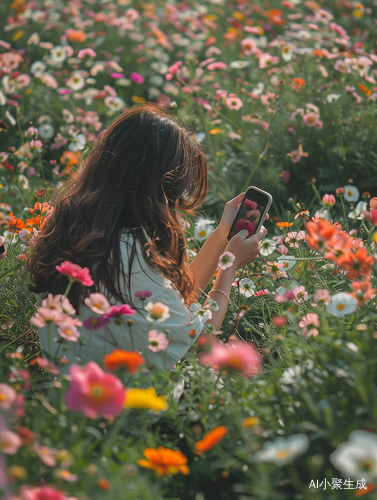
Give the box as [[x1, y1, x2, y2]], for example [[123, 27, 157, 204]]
[[124, 387, 168, 412], [242, 416, 260, 427]]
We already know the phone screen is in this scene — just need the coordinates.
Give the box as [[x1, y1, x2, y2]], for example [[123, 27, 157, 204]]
[[228, 188, 271, 241]]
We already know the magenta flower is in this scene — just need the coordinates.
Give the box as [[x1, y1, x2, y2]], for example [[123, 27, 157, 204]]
[[134, 290, 153, 301], [103, 304, 136, 319], [65, 362, 126, 419], [199, 340, 262, 378], [83, 316, 110, 330], [129, 72, 144, 84], [244, 199, 257, 210], [56, 261, 94, 287]]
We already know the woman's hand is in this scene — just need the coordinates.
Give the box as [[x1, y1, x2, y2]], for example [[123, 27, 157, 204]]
[[225, 227, 268, 269], [216, 192, 245, 242]]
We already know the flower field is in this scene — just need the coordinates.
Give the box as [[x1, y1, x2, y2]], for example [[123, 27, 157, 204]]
[[1, 0, 377, 499]]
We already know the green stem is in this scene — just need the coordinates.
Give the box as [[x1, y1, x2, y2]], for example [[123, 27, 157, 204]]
[[339, 196, 349, 233], [310, 182, 322, 205]]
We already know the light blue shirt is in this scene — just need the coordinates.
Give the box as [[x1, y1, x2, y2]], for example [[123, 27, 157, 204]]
[[38, 235, 204, 372]]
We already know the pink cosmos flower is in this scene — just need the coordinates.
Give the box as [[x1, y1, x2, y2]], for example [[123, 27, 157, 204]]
[[240, 37, 258, 55], [56, 261, 94, 287], [285, 230, 305, 248], [77, 48, 96, 58], [32, 357, 60, 375], [207, 61, 227, 70], [312, 289, 331, 305], [0, 383, 17, 411], [41, 294, 76, 315], [19, 485, 66, 500], [33, 442, 58, 467], [0, 428, 22, 454], [298, 313, 320, 337], [199, 340, 262, 379], [225, 95, 243, 110], [129, 72, 144, 84], [65, 362, 126, 420], [57, 321, 80, 342], [84, 293, 111, 315], [148, 330, 169, 352], [302, 112, 323, 129]]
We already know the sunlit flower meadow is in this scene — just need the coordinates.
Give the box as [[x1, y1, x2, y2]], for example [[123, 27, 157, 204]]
[[1, 0, 377, 499]]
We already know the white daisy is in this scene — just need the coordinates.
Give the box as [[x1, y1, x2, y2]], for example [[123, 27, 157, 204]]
[[326, 292, 357, 317], [239, 278, 256, 298], [255, 434, 310, 465], [343, 185, 360, 203], [194, 217, 215, 242]]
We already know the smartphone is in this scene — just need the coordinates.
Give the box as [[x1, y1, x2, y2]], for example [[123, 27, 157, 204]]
[[227, 186, 273, 241]]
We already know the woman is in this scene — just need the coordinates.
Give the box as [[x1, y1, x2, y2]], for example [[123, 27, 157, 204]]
[[29, 103, 266, 370]]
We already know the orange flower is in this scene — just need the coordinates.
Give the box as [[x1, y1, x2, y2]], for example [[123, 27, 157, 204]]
[[103, 349, 145, 373], [8, 212, 26, 232], [350, 279, 376, 306], [336, 247, 374, 280], [291, 78, 306, 92], [305, 219, 339, 251], [194, 426, 228, 455], [60, 150, 80, 166], [66, 29, 86, 43], [276, 221, 294, 228], [266, 9, 285, 26], [208, 128, 222, 135], [358, 83, 372, 96], [97, 478, 111, 490], [138, 447, 189, 476], [355, 483, 376, 496]]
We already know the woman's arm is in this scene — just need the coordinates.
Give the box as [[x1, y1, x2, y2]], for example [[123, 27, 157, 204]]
[[205, 227, 267, 331], [189, 193, 245, 301]]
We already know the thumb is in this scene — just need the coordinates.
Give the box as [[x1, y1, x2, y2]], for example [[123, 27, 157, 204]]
[[235, 229, 249, 240]]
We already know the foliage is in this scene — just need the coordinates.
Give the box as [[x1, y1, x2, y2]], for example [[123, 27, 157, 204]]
[[2, 1, 377, 499]]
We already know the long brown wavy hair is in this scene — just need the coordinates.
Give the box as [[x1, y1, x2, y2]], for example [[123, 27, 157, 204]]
[[28, 103, 209, 311]]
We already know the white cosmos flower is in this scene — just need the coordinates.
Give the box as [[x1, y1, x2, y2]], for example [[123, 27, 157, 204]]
[[259, 239, 276, 256], [251, 82, 264, 96], [104, 96, 126, 113], [326, 93, 342, 103], [239, 278, 256, 298], [30, 61, 47, 74], [330, 430, 377, 482], [194, 217, 215, 241], [66, 71, 85, 90], [38, 123, 54, 140], [68, 134, 86, 152], [343, 185, 360, 203], [50, 46, 67, 64], [348, 201, 367, 219], [326, 292, 357, 317], [230, 60, 251, 69], [255, 434, 310, 466]]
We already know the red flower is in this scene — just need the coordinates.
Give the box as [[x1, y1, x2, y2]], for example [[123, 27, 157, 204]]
[[56, 261, 94, 286]]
